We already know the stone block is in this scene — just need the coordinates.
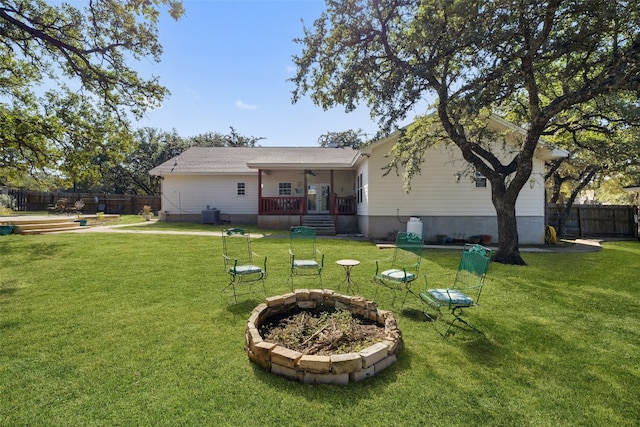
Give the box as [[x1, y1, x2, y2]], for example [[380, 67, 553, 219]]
[[294, 289, 310, 300], [374, 354, 397, 374], [248, 303, 268, 325], [298, 355, 331, 374], [271, 363, 303, 381], [335, 294, 353, 304], [283, 292, 297, 305], [383, 338, 400, 354], [246, 324, 262, 345], [303, 372, 349, 385], [331, 353, 362, 374], [377, 309, 392, 324], [265, 295, 284, 307], [335, 300, 350, 311], [360, 342, 389, 368], [308, 289, 324, 300], [350, 365, 375, 382], [297, 300, 317, 309], [248, 349, 270, 370], [250, 340, 276, 362], [271, 346, 303, 369], [350, 296, 367, 307]]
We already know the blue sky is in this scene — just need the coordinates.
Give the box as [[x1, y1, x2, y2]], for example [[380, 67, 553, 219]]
[[134, 0, 410, 146]]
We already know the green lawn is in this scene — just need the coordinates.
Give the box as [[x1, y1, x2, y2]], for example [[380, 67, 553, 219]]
[[1, 231, 638, 426]]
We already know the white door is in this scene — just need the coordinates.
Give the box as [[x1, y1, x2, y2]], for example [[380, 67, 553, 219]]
[[307, 184, 330, 213]]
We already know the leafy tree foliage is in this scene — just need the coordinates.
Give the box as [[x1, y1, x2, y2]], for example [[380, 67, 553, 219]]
[[97, 127, 264, 195], [545, 95, 640, 236], [0, 0, 183, 185], [317, 129, 368, 149], [187, 127, 265, 148], [292, 0, 640, 264]]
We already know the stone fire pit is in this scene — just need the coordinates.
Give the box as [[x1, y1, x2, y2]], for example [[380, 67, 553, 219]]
[[245, 289, 402, 385]]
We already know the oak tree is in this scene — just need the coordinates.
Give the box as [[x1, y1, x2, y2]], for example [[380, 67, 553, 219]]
[[0, 0, 183, 183], [291, 0, 640, 264]]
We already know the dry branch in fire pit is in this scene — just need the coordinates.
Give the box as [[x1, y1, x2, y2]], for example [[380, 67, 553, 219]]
[[260, 308, 386, 356]]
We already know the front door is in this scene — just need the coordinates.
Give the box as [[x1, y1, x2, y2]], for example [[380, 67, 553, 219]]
[[307, 184, 330, 213]]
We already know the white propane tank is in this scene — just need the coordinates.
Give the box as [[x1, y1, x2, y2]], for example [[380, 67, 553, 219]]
[[406, 217, 423, 239]]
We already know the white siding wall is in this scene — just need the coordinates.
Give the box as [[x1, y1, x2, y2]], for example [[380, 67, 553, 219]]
[[261, 171, 302, 197], [366, 138, 545, 217], [356, 162, 369, 216], [161, 174, 258, 215]]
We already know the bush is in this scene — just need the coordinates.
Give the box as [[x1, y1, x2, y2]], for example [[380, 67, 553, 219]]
[[0, 194, 16, 215]]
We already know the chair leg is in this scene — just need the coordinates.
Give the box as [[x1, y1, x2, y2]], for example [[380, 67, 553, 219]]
[[229, 280, 238, 304], [439, 307, 485, 338]]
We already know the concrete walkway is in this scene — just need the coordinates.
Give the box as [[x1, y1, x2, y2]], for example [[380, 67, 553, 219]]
[[58, 219, 606, 253]]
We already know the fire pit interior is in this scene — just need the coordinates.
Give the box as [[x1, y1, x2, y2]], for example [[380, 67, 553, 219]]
[[245, 289, 402, 385]]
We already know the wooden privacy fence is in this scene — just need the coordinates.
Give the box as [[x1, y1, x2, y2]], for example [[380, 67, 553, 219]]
[[547, 204, 637, 238], [8, 190, 160, 215]]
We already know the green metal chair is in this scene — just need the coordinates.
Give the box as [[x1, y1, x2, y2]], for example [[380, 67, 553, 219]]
[[419, 244, 492, 338], [221, 228, 267, 303], [289, 226, 324, 290], [373, 231, 423, 307]]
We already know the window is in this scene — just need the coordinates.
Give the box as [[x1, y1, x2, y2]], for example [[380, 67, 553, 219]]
[[237, 182, 245, 196], [357, 173, 363, 204], [475, 171, 487, 188], [278, 182, 292, 196]]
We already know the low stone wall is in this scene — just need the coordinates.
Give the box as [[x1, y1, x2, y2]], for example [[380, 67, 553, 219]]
[[245, 289, 403, 385]]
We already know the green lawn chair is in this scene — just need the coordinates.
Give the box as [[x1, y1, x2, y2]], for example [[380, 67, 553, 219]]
[[419, 243, 492, 338], [289, 226, 324, 290], [221, 228, 267, 303], [373, 231, 423, 307]]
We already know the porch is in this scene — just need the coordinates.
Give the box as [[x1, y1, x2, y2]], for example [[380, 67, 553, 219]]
[[257, 195, 357, 235], [258, 195, 356, 216]]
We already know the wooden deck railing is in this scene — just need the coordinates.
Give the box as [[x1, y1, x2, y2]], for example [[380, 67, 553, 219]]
[[334, 195, 356, 215], [259, 197, 304, 215], [259, 195, 356, 216]]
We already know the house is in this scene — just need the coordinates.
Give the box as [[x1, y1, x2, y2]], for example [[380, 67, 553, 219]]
[[149, 116, 566, 243]]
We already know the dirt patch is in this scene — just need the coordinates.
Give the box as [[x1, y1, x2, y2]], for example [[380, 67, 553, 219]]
[[260, 307, 386, 356]]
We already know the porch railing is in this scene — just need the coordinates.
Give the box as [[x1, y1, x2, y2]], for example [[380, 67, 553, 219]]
[[259, 196, 304, 215], [259, 195, 356, 216], [334, 195, 356, 215]]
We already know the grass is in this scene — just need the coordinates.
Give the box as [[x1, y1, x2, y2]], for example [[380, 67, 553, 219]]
[[0, 231, 639, 426]]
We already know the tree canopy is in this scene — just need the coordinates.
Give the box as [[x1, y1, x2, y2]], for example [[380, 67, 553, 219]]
[[292, 0, 640, 264], [0, 0, 183, 183]]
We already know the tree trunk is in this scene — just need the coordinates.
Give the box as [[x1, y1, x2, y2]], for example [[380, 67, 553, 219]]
[[492, 187, 526, 265]]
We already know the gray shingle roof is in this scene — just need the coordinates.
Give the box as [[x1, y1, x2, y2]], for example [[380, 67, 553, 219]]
[[149, 147, 360, 176]]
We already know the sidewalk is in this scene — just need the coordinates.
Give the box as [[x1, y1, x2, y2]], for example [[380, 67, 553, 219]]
[[64, 220, 606, 252]]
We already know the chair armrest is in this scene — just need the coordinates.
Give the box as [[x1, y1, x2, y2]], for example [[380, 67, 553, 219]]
[[253, 252, 268, 274], [222, 254, 235, 267]]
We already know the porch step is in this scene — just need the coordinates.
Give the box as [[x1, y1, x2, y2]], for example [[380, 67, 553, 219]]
[[302, 215, 336, 236], [6, 216, 82, 235]]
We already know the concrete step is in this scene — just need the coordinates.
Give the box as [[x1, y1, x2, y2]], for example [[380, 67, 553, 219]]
[[302, 216, 336, 235]]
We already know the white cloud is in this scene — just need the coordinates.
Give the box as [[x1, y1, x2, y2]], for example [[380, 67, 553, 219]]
[[235, 99, 258, 110]]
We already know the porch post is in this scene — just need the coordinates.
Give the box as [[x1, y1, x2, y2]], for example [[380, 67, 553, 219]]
[[330, 170, 335, 216], [303, 170, 308, 215], [258, 169, 262, 215]]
